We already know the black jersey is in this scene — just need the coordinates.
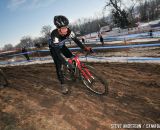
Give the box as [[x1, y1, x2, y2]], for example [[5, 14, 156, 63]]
[[50, 28, 85, 49]]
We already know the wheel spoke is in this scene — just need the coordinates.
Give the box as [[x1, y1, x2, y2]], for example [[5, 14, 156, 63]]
[[81, 65, 108, 95]]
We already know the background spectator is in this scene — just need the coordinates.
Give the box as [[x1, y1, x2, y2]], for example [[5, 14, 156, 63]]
[[81, 37, 85, 44], [98, 33, 104, 46], [21, 47, 30, 61]]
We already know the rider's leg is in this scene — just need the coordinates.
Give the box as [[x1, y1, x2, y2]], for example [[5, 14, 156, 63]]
[[49, 47, 69, 94], [49, 47, 64, 82], [61, 45, 75, 69]]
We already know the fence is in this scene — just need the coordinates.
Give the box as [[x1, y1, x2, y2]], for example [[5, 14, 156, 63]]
[[0, 42, 160, 66]]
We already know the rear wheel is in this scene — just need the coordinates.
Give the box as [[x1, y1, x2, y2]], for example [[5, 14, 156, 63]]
[[80, 65, 108, 95], [0, 69, 8, 87]]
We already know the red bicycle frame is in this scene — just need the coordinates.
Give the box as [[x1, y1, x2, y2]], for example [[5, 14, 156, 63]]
[[67, 55, 93, 83]]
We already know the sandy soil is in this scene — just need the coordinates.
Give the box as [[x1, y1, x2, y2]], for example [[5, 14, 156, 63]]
[[0, 62, 160, 130]]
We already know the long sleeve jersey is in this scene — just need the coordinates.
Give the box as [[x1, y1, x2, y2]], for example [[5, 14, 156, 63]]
[[50, 28, 85, 50]]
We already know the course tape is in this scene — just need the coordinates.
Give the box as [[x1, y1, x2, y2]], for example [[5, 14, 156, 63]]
[[0, 43, 160, 58], [70, 43, 160, 50], [81, 56, 160, 61], [87, 31, 160, 41], [1, 57, 160, 66]]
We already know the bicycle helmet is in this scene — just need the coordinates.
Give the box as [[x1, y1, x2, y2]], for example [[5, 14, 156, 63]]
[[54, 15, 69, 28]]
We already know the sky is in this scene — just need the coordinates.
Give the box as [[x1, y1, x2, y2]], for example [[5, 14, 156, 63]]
[[0, 0, 106, 48]]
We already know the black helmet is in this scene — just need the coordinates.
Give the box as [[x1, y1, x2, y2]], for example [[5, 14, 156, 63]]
[[54, 15, 69, 28]]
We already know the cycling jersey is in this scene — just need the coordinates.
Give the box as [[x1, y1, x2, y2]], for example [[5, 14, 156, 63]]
[[49, 28, 85, 84], [50, 28, 85, 49]]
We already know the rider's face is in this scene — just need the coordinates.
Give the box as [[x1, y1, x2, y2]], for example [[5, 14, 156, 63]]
[[59, 27, 68, 35]]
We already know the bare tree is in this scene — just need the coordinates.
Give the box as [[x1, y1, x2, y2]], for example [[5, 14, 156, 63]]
[[33, 37, 47, 48], [104, 0, 130, 28], [41, 25, 52, 39], [137, 0, 160, 22], [16, 36, 33, 48], [3, 44, 13, 51], [127, 0, 141, 27], [69, 16, 110, 35]]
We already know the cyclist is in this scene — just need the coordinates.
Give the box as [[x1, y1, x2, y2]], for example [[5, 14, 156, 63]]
[[48, 15, 92, 94]]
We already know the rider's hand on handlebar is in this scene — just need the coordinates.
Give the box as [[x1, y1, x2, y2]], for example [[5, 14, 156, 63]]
[[84, 47, 93, 53]]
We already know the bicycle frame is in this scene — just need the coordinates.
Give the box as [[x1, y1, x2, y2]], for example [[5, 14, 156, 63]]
[[67, 55, 94, 83], [58, 38, 108, 95], [53, 38, 94, 83]]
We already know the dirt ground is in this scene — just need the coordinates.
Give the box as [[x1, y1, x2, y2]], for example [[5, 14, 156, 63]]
[[0, 62, 160, 130]]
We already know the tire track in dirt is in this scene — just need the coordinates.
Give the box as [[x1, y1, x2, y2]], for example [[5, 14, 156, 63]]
[[0, 63, 160, 130]]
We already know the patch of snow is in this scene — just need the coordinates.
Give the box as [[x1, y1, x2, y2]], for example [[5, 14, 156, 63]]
[[0, 56, 160, 67]]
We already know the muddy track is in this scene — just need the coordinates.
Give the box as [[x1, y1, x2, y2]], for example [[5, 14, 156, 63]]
[[0, 63, 160, 130]]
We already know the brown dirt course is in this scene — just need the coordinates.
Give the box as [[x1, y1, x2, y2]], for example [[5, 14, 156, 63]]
[[0, 62, 160, 130]]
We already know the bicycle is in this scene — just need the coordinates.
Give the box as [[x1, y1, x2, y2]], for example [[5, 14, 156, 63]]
[[0, 69, 8, 87], [57, 38, 108, 95]]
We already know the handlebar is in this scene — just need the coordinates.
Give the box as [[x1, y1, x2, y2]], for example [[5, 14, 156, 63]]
[[85, 49, 94, 57]]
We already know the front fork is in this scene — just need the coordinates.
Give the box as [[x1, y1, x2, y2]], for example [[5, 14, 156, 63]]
[[68, 59, 94, 83], [80, 63, 94, 84]]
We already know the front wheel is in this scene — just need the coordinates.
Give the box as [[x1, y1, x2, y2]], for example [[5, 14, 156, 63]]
[[80, 65, 108, 95]]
